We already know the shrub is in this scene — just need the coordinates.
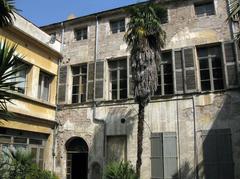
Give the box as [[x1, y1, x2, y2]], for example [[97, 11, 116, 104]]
[[0, 148, 58, 179], [104, 161, 137, 179]]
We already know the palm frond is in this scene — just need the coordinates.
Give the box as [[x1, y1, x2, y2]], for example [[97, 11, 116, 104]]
[[0, 39, 26, 120], [0, 0, 17, 27], [124, 2, 166, 106]]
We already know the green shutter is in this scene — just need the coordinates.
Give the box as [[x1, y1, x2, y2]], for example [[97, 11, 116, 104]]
[[151, 132, 178, 179], [87, 62, 94, 101], [202, 129, 234, 179], [173, 50, 184, 94], [183, 47, 197, 92], [222, 42, 238, 88], [58, 66, 67, 104], [151, 133, 164, 179], [163, 132, 178, 179], [95, 61, 104, 99]]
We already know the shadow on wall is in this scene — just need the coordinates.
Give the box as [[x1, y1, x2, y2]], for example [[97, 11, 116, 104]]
[[89, 105, 137, 179], [174, 91, 240, 179]]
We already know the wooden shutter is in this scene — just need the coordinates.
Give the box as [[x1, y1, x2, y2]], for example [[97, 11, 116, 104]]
[[183, 47, 197, 92], [202, 129, 234, 179], [173, 50, 184, 94], [95, 61, 104, 99], [163, 132, 178, 179], [58, 66, 67, 104], [234, 40, 240, 84], [87, 62, 94, 101], [222, 42, 238, 88], [151, 133, 164, 179]]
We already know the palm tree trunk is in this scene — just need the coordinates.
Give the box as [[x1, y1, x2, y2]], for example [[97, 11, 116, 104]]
[[136, 102, 145, 178]]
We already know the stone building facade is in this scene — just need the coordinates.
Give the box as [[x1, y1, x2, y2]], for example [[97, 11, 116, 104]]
[[42, 0, 240, 178]]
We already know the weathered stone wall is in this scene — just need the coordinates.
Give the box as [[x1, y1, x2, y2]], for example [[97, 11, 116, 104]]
[[42, 0, 240, 178], [55, 91, 240, 179]]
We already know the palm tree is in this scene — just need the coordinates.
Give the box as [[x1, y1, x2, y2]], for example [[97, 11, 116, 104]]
[[124, 2, 166, 178], [0, 39, 25, 119], [228, 0, 240, 42], [0, 0, 16, 27]]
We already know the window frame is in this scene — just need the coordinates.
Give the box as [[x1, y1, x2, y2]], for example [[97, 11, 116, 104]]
[[11, 62, 30, 95], [110, 18, 126, 34], [194, 0, 216, 17], [197, 44, 225, 92], [0, 134, 46, 169], [155, 50, 174, 96], [38, 71, 52, 101], [74, 27, 88, 41], [108, 58, 128, 100], [71, 64, 88, 104]]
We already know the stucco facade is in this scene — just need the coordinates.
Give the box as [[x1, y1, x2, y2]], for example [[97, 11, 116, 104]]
[[0, 13, 61, 170], [42, 0, 240, 178]]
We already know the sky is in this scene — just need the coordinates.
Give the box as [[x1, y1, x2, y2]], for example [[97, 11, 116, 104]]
[[15, 0, 146, 27]]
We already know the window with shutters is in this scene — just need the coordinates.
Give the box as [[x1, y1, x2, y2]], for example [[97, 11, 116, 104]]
[[74, 27, 87, 41], [38, 71, 52, 101], [151, 132, 178, 179], [194, 1, 215, 17], [72, 64, 87, 103], [202, 129, 234, 179], [110, 19, 125, 34], [109, 59, 128, 100], [197, 45, 224, 91], [155, 51, 173, 96]]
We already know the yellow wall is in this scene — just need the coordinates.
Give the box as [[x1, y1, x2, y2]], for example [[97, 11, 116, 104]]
[[0, 26, 61, 132]]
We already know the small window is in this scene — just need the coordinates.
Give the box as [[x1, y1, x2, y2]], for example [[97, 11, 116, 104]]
[[195, 1, 215, 17], [197, 45, 224, 91], [11, 62, 29, 94], [74, 27, 87, 41], [72, 64, 87, 103], [110, 19, 125, 34], [109, 59, 128, 100], [38, 71, 52, 101]]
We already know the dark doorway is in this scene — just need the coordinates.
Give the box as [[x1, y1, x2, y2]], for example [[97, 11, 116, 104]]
[[66, 137, 89, 179]]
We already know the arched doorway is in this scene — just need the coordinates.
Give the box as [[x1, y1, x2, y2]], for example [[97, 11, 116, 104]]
[[66, 137, 89, 179]]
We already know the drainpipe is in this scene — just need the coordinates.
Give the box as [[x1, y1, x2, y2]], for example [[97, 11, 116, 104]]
[[192, 96, 198, 179], [53, 22, 65, 172], [92, 15, 106, 172]]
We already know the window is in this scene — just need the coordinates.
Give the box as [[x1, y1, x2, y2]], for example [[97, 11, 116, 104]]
[[155, 51, 173, 96], [109, 59, 128, 100], [38, 71, 52, 101], [194, 1, 215, 17], [74, 27, 87, 40], [0, 128, 46, 169], [72, 64, 87, 103], [202, 129, 234, 179], [151, 132, 178, 179], [110, 19, 125, 34], [11, 63, 29, 94], [197, 45, 224, 91]]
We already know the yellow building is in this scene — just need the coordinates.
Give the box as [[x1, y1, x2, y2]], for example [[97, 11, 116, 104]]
[[0, 13, 62, 170]]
